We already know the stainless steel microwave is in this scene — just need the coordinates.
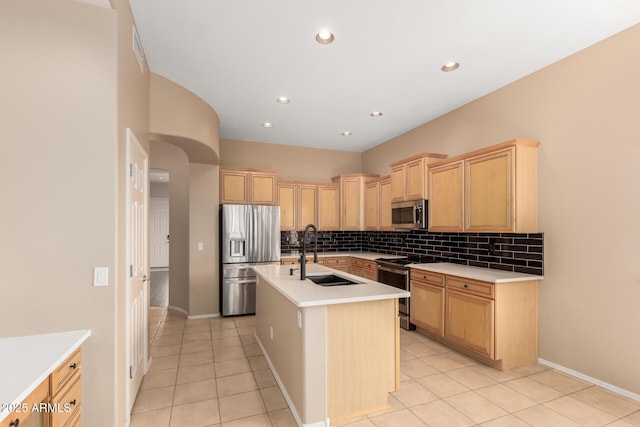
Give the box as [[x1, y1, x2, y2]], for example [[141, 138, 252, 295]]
[[391, 199, 428, 229]]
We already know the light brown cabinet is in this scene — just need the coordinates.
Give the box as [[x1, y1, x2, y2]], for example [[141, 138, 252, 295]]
[[220, 168, 277, 205], [428, 139, 539, 233], [277, 182, 317, 231], [333, 174, 379, 231], [323, 256, 349, 272], [428, 161, 464, 232], [350, 257, 377, 280], [410, 268, 538, 370], [364, 176, 392, 231], [390, 153, 447, 203], [409, 270, 445, 338], [317, 184, 340, 231], [0, 378, 49, 427]]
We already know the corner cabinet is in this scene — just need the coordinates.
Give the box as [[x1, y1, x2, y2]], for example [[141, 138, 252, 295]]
[[317, 184, 340, 231], [428, 139, 539, 233], [220, 168, 277, 205]]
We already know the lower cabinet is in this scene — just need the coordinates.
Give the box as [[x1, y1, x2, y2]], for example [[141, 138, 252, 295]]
[[1, 347, 82, 427], [349, 257, 377, 280], [409, 270, 445, 338], [410, 269, 538, 370], [323, 257, 349, 272]]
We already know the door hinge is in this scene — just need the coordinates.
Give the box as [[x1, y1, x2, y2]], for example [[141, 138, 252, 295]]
[[129, 264, 133, 277], [129, 163, 133, 177], [129, 365, 133, 379]]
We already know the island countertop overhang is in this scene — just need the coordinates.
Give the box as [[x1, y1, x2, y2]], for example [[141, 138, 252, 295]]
[[251, 263, 410, 308]]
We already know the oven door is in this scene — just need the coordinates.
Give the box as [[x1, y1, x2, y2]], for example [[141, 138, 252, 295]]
[[377, 266, 409, 314]]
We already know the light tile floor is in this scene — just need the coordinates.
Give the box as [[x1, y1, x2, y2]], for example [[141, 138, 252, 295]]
[[132, 308, 640, 427]]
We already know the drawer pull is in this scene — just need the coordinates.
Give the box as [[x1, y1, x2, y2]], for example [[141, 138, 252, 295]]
[[9, 418, 20, 427], [69, 399, 77, 406], [70, 363, 77, 369], [464, 284, 468, 288]]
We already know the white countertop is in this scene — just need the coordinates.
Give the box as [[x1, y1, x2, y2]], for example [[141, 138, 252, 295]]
[[0, 330, 91, 422], [409, 262, 544, 283], [280, 251, 404, 261], [252, 264, 410, 308]]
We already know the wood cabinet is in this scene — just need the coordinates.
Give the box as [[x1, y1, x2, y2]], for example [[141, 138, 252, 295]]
[[317, 184, 340, 231], [220, 168, 277, 205], [364, 176, 392, 231], [333, 174, 379, 231], [0, 377, 49, 427], [428, 139, 539, 233], [410, 268, 538, 370], [323, 256, 349, 272], [390, 153, 447, 202], [428, 160, 464, 232], [350, 257, 377, 280], [1, 347, 83, 427], [409, 270, 445, 338], [278, 182, 317, 231]]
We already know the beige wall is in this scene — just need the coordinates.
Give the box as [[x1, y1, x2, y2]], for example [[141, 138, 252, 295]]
[[220, 139, 362, 181], [363, 24, 640, 395], [189, 163, 220, 316], [0, 2, 121, 426], [150, 141, 191, 313], [150, 73, 220, 165]]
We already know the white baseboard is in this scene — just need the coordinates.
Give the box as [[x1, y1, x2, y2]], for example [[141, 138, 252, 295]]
[[255, 333, 330, 427], [538, 358, 640, 403], [188, 313, 220, 320]]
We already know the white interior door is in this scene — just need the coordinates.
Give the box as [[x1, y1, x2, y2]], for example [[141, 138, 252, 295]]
[[127, 129, 148, 413], [150, 198, 169, 268]]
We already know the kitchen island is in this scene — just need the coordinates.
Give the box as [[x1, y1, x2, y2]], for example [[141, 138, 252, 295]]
[[252, 263, 409, 427]]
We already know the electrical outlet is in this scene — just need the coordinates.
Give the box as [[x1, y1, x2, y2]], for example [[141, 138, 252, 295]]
[[270, 326, 273, 341], [297, 311, 302, 329]]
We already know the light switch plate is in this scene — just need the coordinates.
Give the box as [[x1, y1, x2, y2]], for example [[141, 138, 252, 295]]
[[94, 267, 109, 287]]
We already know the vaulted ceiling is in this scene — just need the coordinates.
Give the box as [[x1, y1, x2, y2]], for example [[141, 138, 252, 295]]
[[130, 0, 640, 152]]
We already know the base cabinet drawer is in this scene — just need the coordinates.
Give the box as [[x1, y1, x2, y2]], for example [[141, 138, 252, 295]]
[[50, 374, 82, 427]]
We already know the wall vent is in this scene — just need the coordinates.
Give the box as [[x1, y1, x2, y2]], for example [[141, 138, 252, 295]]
[[133, 25, 145, 73]]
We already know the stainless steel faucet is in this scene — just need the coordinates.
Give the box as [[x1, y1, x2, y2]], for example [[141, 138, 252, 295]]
[[300, 224, 318, 280]]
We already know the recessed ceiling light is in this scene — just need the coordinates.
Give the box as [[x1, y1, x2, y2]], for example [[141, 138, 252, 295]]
[[276, 96, 290, 104], [262, 122, 273, 128], [342, 131, 352, 136], [370, 111, 383, 117], [441, 61, 460, 72], [316, 30, 334, 44]]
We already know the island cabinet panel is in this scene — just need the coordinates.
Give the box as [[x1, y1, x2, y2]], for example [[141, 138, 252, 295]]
[[410, 270, 445, 338], [317, 184, 340, 230], [326, 299, 397, 422]]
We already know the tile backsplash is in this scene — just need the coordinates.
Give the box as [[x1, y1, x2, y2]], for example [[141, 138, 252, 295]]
[[281, 230, 544, 275]]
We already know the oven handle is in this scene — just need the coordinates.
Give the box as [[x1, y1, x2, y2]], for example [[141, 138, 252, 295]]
[[376, 264, 409, 276]]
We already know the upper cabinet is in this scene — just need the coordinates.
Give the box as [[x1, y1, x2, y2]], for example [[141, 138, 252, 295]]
[[365, 176, 393, 231], [390, 153, 447, 202], [317, 184, 340, 230], [428, 139, 539, 233], [220, 168, 277, 205], [277, 181, 318, 231], [333, 174, 379, 231]]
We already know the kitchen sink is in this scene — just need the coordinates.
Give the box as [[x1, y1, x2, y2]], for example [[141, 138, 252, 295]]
[[306, 274, 362, 286]]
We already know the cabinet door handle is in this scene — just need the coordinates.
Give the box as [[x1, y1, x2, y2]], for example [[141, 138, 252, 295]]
[[70, 363, 77, 369], [9, 418, 20, 427], [69, 399, 77, 406]]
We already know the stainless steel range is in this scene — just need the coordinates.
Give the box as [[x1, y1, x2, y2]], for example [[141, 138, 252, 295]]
[[376, 256, 436, 330]]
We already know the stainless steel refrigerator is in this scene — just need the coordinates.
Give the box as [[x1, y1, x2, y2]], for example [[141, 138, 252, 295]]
[[220, 204, 280, 316]]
